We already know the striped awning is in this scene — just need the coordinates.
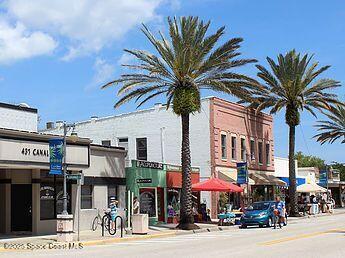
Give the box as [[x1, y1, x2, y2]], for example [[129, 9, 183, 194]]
[[249, 173, 286, 186]]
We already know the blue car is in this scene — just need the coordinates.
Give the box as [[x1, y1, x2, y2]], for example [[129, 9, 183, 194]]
[[240, 201, 276, 228]]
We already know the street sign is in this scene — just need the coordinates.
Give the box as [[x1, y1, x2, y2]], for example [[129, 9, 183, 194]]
[[67, 173, 84, 185], [319, 170, 328, 187]]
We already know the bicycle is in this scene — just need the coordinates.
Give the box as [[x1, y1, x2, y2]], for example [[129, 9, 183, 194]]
[[92, 209, 109, 231]]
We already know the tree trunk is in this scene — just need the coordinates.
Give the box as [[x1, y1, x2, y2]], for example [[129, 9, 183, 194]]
[[288, 125, 298, 216], [177, 113, 199, 230]]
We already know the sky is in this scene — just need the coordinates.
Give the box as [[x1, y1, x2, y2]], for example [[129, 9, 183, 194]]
[[0, 0, 344, 163]]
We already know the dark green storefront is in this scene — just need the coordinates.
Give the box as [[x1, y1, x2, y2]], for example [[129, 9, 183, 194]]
[[126, 160, 167, 225]]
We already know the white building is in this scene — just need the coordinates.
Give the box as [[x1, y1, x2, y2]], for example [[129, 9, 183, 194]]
[[0, 103, 126, 236], [0, 102, 38, 132]]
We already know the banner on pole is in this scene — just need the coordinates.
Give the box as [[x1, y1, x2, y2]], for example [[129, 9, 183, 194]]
[[49, 138, 64, 175], [237, 162, 248, 184], [319, 170, 328, 187]]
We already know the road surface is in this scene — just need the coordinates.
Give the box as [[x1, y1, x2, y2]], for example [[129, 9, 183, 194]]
[[2, 213, 345, 258]]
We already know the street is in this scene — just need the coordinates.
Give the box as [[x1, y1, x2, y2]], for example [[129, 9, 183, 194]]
[[2, 213, 345, 258]]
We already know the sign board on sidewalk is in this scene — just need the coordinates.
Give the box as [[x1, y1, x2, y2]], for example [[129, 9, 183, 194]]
[[237, 162, 248, 184]]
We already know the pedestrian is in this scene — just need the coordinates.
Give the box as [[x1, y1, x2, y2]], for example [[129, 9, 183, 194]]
[[274, 196, 285, 229], [133, 196, 140, 214]]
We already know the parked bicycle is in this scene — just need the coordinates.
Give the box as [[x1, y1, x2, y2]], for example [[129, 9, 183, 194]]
[[92, 209, 109, 231]]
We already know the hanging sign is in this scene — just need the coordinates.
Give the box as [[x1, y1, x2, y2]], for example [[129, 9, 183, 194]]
[[319, 170, 328, 187], [237, 162, 248, 184], [49, 138, 64, 175]]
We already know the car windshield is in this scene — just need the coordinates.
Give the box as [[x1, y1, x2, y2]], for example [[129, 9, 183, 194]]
[[247, 202, 270, 211]]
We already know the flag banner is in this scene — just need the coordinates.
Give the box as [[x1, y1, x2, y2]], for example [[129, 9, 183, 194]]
[[49, 138, 64, 175], [237, 162, 248, 184]]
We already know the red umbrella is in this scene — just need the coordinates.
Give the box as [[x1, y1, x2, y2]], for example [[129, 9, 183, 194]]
[[192, 177, 243, 192]]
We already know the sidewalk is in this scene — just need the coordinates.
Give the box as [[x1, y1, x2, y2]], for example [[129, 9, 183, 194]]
[[1, 208, 345, 252]]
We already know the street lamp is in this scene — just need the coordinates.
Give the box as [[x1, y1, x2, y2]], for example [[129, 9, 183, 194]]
[[61, 122, 78, 215]]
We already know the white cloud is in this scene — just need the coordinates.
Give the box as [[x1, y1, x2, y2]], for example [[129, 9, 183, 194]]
[[0, 19, 57, 64], [85, 58, 115, 91], [118, 53, 135, 66], [4, 0, 163, 60]]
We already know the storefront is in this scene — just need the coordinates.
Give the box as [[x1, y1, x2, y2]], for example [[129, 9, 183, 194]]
[[0, 128, 126, 235], [126, 160, 200, 225]]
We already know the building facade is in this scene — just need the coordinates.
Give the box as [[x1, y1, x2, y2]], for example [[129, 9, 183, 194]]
[[0, 103, 127, 236], [44, 97, 276, 216]]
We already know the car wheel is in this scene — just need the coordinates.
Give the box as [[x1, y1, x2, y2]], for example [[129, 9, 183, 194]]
[[241, 225, 247, 229], [267, 217, 273, 227], [259, 224, 264, 228]]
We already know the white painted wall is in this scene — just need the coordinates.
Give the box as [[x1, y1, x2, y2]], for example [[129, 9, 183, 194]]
[[274, 157, 298, 178], [0, 106, 37, 132], [44, 100, 212, 180]]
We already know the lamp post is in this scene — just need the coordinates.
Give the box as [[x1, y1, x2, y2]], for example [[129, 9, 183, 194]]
[[61, 122, 78, 215]]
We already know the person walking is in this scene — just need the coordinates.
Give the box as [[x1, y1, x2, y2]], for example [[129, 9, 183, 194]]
[[274, 196, 285, 229]]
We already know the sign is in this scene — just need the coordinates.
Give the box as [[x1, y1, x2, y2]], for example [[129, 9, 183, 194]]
[[0, 138, 89, 167], [139, 189, 156, 217], [136, 178, 152, 184], [237, 162, 248, 184], [319, 170, 328, 186], [49, 139, 64, 175], [136, 160, 163, 170]]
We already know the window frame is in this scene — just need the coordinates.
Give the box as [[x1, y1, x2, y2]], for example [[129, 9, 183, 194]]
[[265, 142, 270, 165], [220, 133, 227, 160], [258, 140, 263, 165], [81, 185, 93, 210], [231, 134, 237, 161], [136, 137, 148, 161], [240, 136, 246, 161], [101, 140, 111, 147], [250, 138, 255, 161]]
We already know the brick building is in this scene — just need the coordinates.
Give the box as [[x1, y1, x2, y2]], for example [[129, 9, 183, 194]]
[[44, 97, 280, 216]]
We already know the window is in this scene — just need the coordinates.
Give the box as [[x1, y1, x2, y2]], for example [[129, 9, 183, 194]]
[[101, 140, 111, 147], [40, 171, 71, 220], [231, 136, 237, 160], [81, 185, 93, 209], [250, 139, 255, 160], [136, 138, 147, 160], [108, 185, 118, 206], [265, 143, 270, 165], [240, 137, 246, 161], [221, 134, 227, 160], [258, 141, 263, 164]]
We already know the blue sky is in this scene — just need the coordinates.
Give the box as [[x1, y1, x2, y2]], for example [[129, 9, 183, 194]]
[[0, 0, 344, 163]]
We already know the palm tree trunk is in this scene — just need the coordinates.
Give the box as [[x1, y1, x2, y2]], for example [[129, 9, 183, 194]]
[[177, 113, 199, 230], [288, 125, 298, 216]]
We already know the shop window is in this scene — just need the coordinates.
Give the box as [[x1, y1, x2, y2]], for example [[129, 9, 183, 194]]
[[40, 171, 71, 220], [81, 185, 93, 209], [107, 185, 118, 206], [136, 138, 147, 161], [221, 134, 227, 160], [101, 140, 111, 147], [240, 137, 246, 161], [250, 139, 255, 160], [265, 143, 270, 165], [231, 136, 236, 160], [258, 141, 263, 164]]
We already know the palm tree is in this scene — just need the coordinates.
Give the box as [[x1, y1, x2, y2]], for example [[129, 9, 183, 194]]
[[101, 16, 257, 229], [314, 104, 345, 144], [246, 50, 341, 216]]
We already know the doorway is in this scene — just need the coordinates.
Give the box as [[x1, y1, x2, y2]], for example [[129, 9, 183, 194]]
[[11, 184, 32, 232]]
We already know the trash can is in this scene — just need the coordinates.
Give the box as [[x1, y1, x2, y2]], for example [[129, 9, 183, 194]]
[[132, 214, 149, 234]]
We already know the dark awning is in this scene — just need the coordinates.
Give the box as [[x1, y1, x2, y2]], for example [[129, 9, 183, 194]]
[[249, 173, 286, 186]]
